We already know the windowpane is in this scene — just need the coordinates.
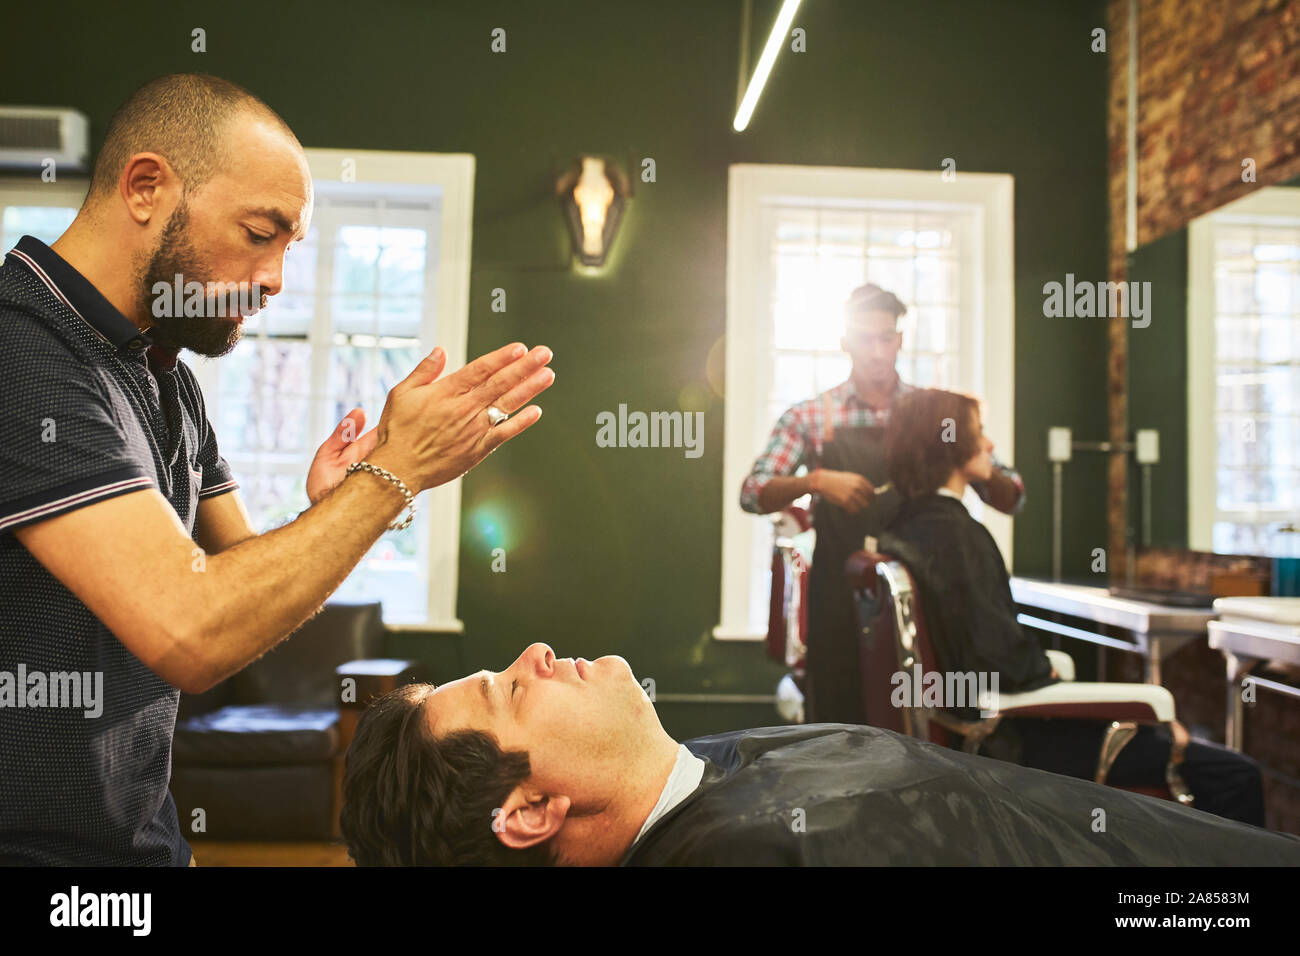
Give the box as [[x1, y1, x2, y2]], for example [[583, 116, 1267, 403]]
[[331, 517, 428, 623], [2, 206, 77, 249], [217, 339, 313, 454], [1216, 268, 1257, 313], [239, 471, 309, 532], [1211, 213, 1300, 555], [257, 228, 319, 338], [329, 340, 420, 420], [755, 200, 979, 610], [332, 225, 426, 337]]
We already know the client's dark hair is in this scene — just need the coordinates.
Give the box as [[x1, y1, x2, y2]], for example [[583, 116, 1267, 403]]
[[886, 388, 981, 499], [339, 683, 557, 866]]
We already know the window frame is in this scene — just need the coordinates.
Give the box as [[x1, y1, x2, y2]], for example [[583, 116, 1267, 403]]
[[717, 163, 1015, 641], [1187, 184, 1300, 553]]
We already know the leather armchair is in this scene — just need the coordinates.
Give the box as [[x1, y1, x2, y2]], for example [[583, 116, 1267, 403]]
[[170, 601, 427, 841]]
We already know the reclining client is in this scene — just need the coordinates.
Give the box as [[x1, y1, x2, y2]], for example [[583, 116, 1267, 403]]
[[339, 643, 1297, 865]]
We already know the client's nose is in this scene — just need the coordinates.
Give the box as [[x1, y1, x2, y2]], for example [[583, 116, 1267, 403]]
[[520, 643, 555, 672]]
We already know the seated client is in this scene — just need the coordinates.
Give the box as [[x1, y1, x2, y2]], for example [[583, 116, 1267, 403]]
[[339, 644, 1299, 865], [879, 387, 1266, 827]]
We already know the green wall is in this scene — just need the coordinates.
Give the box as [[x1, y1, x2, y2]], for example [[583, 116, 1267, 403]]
[[5, 0, 1111, 739], [1127, 228, 1190, 548]]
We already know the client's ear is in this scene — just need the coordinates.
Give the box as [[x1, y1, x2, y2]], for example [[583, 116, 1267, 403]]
[[493, 787, 571, 850]]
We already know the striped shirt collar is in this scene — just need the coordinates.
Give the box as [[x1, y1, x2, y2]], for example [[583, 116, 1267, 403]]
[[7, 234, 158, 360]]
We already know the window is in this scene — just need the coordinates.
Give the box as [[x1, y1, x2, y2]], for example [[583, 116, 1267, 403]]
[[1188, 185, 1300, 557], [718, 165, 1014, 640], [190, 149, 475, 629], [0, 180, 85, 247]]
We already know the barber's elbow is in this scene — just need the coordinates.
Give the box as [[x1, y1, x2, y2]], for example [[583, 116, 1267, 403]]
[[148, 617, 222, 695]]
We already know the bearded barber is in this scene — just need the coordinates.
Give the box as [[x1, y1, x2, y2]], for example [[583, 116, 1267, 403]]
[[740, 283, 1025, 724], [0, 73, 555, 866]]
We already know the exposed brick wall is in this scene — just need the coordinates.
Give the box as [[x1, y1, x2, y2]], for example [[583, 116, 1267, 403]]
[[1109, 0, 1300, 274], [1105, 0, 1300, 833]]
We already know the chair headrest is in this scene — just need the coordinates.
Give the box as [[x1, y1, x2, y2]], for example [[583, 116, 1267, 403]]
[[846, 550, 891, 591]]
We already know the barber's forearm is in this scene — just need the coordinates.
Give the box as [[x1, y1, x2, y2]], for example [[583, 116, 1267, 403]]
[[756, 474, 814, 514], [172, 449, 409, 691]]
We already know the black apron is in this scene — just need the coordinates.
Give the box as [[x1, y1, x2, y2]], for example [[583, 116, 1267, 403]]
[[806, 404, 901, 724]]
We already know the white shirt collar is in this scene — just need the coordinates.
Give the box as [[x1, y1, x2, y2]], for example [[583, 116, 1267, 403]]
[[937, 486, 963, 500], [631, 744, 706, 846]]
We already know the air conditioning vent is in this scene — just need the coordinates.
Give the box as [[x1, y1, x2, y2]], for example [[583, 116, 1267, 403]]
[[0, 106, 89, 173]]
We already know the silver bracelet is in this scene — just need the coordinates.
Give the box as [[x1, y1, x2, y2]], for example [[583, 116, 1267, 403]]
[[346, 461, 416, 531]]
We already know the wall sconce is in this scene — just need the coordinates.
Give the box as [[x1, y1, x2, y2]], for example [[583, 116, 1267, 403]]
[[556, 156, 630, 268]]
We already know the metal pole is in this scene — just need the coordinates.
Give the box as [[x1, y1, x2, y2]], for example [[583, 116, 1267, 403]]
[[1141, 462, 1152, 547], [1052, 461, 1063, 582]]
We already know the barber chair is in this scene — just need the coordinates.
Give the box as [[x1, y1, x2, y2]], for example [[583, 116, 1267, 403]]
[[847, 551, 1192, 804], [171, 601, 427, 841]]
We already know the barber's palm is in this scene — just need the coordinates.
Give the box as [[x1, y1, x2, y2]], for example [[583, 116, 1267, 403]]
[[372, 343, 554, 493]]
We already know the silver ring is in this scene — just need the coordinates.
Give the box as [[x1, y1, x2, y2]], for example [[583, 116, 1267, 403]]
[[486, 405, 509, 427]]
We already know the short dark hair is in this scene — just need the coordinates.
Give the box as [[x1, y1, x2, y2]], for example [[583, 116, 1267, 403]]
[[89, 73, 298, 200], [339, 683, 557, 866], [845, 282, 907, 324], [886, 388, 981, 499]]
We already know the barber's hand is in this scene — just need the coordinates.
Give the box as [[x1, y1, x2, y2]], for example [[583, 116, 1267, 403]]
[[306, 407, 381, 506], [366, 342, 555, 494], [815, 470, 875, 513]]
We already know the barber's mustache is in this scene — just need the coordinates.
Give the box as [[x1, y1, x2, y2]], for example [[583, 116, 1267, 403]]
[[207, 283, 269, 314], [155, 280, 270, 318]]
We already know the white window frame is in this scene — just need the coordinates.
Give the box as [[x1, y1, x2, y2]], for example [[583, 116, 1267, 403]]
[[190, 148, 475, 632], [1187, 184, 1300, 552], [716, 164, 1015, 641]]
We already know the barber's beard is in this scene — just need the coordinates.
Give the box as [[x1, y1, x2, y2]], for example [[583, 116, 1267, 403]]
[[138, 201, 257, 358]]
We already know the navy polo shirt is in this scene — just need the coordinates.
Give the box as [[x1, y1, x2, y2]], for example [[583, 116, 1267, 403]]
[[0, 235, 238, 865]]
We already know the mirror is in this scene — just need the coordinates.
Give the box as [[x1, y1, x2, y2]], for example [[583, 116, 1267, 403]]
[[1127, 176, 1300, 558]]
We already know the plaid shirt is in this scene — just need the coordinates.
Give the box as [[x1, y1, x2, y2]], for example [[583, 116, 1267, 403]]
[[740, 377, 1023, 515]]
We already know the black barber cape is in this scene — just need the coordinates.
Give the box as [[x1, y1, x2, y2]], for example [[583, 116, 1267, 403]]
[[880, 493, 1056, 699], [620, 724, 1300, 865]]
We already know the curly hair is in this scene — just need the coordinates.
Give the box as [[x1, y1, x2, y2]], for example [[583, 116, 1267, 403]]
[[339, 683, 557, 866], [886, 388, 981, 499]]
